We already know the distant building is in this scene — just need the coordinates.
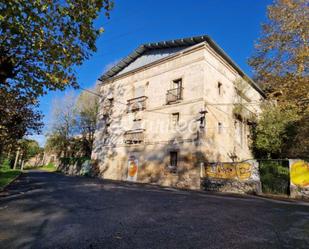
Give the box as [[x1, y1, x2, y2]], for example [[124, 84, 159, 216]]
[[92, 35, 265, 189]]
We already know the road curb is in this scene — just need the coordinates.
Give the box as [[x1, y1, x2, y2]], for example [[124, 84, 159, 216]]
[[94, 178, 309, 206], [255, 193, 309, 203]]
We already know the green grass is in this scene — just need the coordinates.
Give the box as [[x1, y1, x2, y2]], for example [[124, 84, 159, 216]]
[[39, 163, 57, 172], [0, 169, 21, 189], [24, 163, 57, 172]]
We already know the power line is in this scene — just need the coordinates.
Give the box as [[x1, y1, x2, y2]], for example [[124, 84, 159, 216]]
[[103, 0, 152, 27]]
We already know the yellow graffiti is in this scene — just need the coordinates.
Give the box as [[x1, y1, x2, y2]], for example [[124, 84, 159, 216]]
[[291, 161, 309, 187], [206, 163, 252, 180], [237, 163, 252, 180], [128, 161, 137, 177]]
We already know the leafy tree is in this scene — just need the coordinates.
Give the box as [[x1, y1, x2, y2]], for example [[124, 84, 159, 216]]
[[249, 0, 308, 109], [251, 104, 300, 158], [0, 0, 112, 97], [249, 0, 309, 158], [19, 139, 42, 162], [0, 0, 112, 153], [0, 89, 43, 155], [45, 133, 73, 157]]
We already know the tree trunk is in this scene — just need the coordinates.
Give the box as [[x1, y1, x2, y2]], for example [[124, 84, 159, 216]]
[[13, 147, 20, 169]]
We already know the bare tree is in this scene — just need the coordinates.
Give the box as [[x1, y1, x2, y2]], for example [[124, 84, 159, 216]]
[[46, 92, 78, 157], [75, 88, 99, 157]]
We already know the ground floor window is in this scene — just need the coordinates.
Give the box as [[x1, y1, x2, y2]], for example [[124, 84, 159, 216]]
[[168, 151, 178, 173]]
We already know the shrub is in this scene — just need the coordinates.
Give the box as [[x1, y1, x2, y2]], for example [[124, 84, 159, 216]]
[[0, 158, 11, 170]]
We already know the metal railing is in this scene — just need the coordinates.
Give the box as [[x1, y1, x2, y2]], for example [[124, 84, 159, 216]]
[[127, 96, 147, 112], [166, 87, 183, 104], [124, 130, 144, 144]]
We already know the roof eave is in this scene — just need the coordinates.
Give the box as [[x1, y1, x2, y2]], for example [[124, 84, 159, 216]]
[[98, 35, 265, 98]]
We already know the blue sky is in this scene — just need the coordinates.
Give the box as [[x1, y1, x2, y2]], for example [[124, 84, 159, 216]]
[[31, 0, 273, 146]]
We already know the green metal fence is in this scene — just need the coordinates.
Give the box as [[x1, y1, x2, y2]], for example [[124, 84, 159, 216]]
[[258, 159, 290, 195]]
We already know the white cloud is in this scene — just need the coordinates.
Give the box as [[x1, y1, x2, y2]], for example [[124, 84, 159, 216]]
[[26, 135, 46, 147]]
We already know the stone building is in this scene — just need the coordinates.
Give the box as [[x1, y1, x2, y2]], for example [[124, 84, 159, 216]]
[[92, 35, 265, 190]]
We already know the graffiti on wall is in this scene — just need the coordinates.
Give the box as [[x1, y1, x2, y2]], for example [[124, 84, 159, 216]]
[[291, 160, 309, 187], [127, 155, 138, 182], [205, 162, 252, 180]]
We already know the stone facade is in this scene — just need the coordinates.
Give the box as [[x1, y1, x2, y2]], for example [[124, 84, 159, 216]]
[[92, 36, 264, 190]]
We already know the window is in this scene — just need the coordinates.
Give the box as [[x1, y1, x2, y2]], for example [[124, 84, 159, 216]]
[[199, 110, 207, 129], [107, 97, 114, 107], [172, 78, 182, 89], [218, 82, 222, 96], [170, 151, 178, 167], [166, 79, 183, 104], [218, 122, 223, 134], [171, 112, 179, 129]]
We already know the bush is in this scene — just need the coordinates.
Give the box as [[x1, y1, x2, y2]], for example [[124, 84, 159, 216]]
[[0, 158, 11, 170]]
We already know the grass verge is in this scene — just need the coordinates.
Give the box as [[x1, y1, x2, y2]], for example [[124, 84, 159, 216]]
[[39, 164, 57, 172], [24, 163, 57, 172], [0, 169, 21, 189]]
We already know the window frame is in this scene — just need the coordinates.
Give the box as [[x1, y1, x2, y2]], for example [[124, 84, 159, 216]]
[[170, 151, 178, 167], [171, 112, 180, 129], [218, 122, 223, 134], [218, 82, 222, 96]]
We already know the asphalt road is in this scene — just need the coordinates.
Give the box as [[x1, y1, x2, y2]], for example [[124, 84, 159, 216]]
[[0, 171, 309, 249]]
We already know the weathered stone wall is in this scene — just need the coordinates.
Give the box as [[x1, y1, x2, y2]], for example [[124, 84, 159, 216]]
[[92, 41, 264, 190], [202, 160, 262, 194], [94, 142, 202, 190], [58, 159, 92, 176], [202, 179, 261, 194]]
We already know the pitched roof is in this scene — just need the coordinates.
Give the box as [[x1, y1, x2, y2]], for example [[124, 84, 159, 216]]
[[99, 35, 264, 96]]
